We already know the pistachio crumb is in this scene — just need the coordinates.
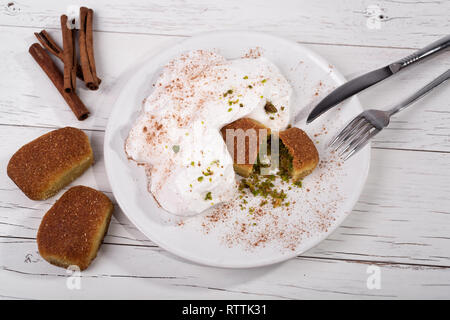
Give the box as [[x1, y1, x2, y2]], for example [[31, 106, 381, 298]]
[[202, 168, 214, 176], [264, 101, 277, 113], [294, 180, 302, 188], [223, 89, 233, 97], [172, 145, 180, 153]]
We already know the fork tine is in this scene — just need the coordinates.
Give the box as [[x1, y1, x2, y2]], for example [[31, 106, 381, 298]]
[[335, 119, 373, 154], [339, 126, 371, 157], [329, 116, 364, 148], [330, 117, 364, 148], [343, 128, 380, 160], [330, 117, 367, 150]]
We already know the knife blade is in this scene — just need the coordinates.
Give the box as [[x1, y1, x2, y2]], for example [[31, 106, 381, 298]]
[[306, 34, 450, 123]]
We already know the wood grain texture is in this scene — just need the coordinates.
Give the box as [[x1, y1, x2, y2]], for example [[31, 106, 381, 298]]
[[1, 0, 448, 48], [1, 240, 450, 299]]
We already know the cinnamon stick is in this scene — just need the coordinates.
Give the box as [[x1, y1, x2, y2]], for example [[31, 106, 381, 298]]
[[79, 7, 101, 90], [61, 15, 76, 92], [29, 43, 89, 121], [34, 30, 63, 60], [34, 30, 84, 81]]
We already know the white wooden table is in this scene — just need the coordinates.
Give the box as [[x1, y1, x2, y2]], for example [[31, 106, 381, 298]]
[[1, 0, 449, 300]]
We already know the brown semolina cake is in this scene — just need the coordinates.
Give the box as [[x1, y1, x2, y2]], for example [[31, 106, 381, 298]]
[[278, 127, 319, 182], [221, 118, 271, 177], [7, 127, 93, 200], [37, 186, 113, 270]]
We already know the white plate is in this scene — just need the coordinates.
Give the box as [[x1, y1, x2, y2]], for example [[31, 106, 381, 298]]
[[104, 31, 370, 268]]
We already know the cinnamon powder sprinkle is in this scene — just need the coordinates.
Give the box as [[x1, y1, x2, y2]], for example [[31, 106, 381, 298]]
[[194, 150, 345, 252]]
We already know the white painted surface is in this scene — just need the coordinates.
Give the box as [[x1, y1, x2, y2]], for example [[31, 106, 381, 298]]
[[0, 0, 449, 299]]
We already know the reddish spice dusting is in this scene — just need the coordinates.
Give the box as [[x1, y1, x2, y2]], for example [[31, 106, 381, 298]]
[[242, 47, 263, 59], [134, 49, 348, 253], [196, 151, 344, 251]]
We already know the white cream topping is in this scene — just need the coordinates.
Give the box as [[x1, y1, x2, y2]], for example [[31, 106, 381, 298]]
[[125, 50, 292, 216]]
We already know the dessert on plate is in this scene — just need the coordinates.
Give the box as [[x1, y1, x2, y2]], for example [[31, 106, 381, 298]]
[[278, 127, 319, 182]]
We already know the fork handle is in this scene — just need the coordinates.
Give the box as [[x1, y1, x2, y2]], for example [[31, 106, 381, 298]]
[[389, 35, 450, 73], [388, 69, 450, 116]]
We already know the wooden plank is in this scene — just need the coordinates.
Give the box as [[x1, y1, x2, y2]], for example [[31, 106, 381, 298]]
[[1, 0, 448, 301], [1, 0, 448, 48], [1, 27, 450, 151], [0, 239, 449, 299], [1, 125, 450, 267]]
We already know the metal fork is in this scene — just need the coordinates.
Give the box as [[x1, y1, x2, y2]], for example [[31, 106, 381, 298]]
[[329, 69, 450, 160]]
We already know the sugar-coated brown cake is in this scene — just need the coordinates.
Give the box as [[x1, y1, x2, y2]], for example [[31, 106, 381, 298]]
[[37, 186, 113, 270], [7, 127, 93, 200], [221, 118, 271, 177], [278, 127, 319, 181]]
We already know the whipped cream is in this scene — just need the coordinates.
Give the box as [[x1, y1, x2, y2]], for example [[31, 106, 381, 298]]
[[125, 50, 292, 216]]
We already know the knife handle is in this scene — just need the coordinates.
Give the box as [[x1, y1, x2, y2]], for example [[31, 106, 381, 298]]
[[389, 35, 450, 73]]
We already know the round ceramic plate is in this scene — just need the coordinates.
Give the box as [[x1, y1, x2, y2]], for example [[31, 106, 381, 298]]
[[104, 31, 370, 268]]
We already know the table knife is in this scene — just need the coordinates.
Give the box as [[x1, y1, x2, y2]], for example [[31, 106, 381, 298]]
[[306, 35, 450, 123]]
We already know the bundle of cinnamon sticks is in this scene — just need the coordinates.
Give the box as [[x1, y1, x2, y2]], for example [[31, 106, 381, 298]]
[[29, 7, 100, 121]]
